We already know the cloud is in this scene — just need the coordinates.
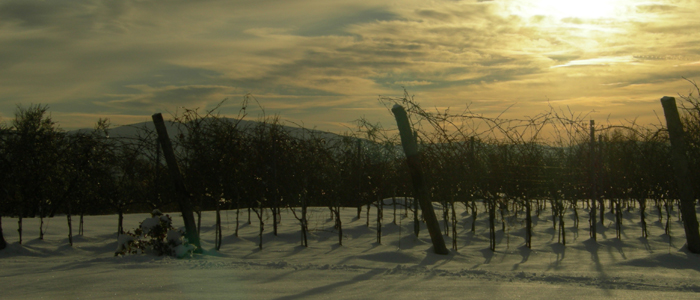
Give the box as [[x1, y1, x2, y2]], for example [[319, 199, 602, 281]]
[[636, 4, 677, 13], [551, 56, 638, 68], [393, 80, 432, 86], [295, 9, 398, 36], [415, 9, 453, 21], [0, 0, 699, 134], [0, 1, 60, 28], [102, 84, 237, 112]]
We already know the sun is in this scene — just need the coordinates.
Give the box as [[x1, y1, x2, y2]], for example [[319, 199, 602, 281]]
[[510, 0, 625, 20]]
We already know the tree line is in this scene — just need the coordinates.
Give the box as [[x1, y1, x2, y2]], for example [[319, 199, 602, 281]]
[[1, 83, 700, 252]]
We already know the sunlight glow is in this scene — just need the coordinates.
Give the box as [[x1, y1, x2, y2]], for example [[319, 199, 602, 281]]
[[510, 0, 627, 20], [550, 56, 637, 68]]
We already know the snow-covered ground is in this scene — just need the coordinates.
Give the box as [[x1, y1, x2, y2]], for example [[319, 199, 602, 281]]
[[2, 201, 700, 299]]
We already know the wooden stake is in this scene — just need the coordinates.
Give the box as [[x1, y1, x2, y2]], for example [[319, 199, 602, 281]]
[[589, 120, 597, 241], [151, 113, 202, 253], [391, 105, 449, 255], [660, 96, 700, 253]]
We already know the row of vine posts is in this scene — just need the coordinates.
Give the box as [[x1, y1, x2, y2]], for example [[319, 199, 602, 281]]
[[2, 85, 700, 254]]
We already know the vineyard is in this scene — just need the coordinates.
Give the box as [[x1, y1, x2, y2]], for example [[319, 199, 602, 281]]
[[2, 85, 700, 254]]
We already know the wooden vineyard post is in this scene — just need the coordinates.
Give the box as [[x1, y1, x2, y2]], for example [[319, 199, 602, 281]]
[[413, 130, 420, 238], [589, 120, 597, 241], [391, 104, 449, 255], [660, 97, 700, 253], [0, 215, 6, 250], [151, 113, 202, 253]]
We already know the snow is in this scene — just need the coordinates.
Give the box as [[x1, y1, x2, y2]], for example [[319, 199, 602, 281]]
[[173, 243, 196, 259], [140, 217, 161, 235], [166, 229, 195, 258], [381, 196, 413, 206], [116, 233, 135, 253], [167, 229, 183, 245], [2, 201, 700, 299], [138, 209, 170, 236]]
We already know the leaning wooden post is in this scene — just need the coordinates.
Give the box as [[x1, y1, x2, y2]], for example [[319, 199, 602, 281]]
[[391, 104, 449, 255], [589, 120, 597, 241], [413, 130, 420, 238], [660, 96, 700, 253], [0, 215, 6, 250], [152, 113, 202, 253]]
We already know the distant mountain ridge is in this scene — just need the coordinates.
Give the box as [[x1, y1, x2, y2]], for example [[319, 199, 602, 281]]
[[71, 117, 354, 143]]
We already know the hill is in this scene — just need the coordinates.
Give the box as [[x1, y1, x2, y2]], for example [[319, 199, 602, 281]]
[[71, 117, 357, 144]]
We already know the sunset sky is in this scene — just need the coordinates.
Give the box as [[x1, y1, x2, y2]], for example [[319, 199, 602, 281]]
[[1, 0, 699, 133]]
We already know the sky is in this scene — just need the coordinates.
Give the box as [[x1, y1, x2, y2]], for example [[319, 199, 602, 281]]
[[1, 0, 700, 134]]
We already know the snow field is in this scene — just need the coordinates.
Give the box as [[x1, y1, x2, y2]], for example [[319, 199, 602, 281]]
[[2, 200, 700, 299]]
